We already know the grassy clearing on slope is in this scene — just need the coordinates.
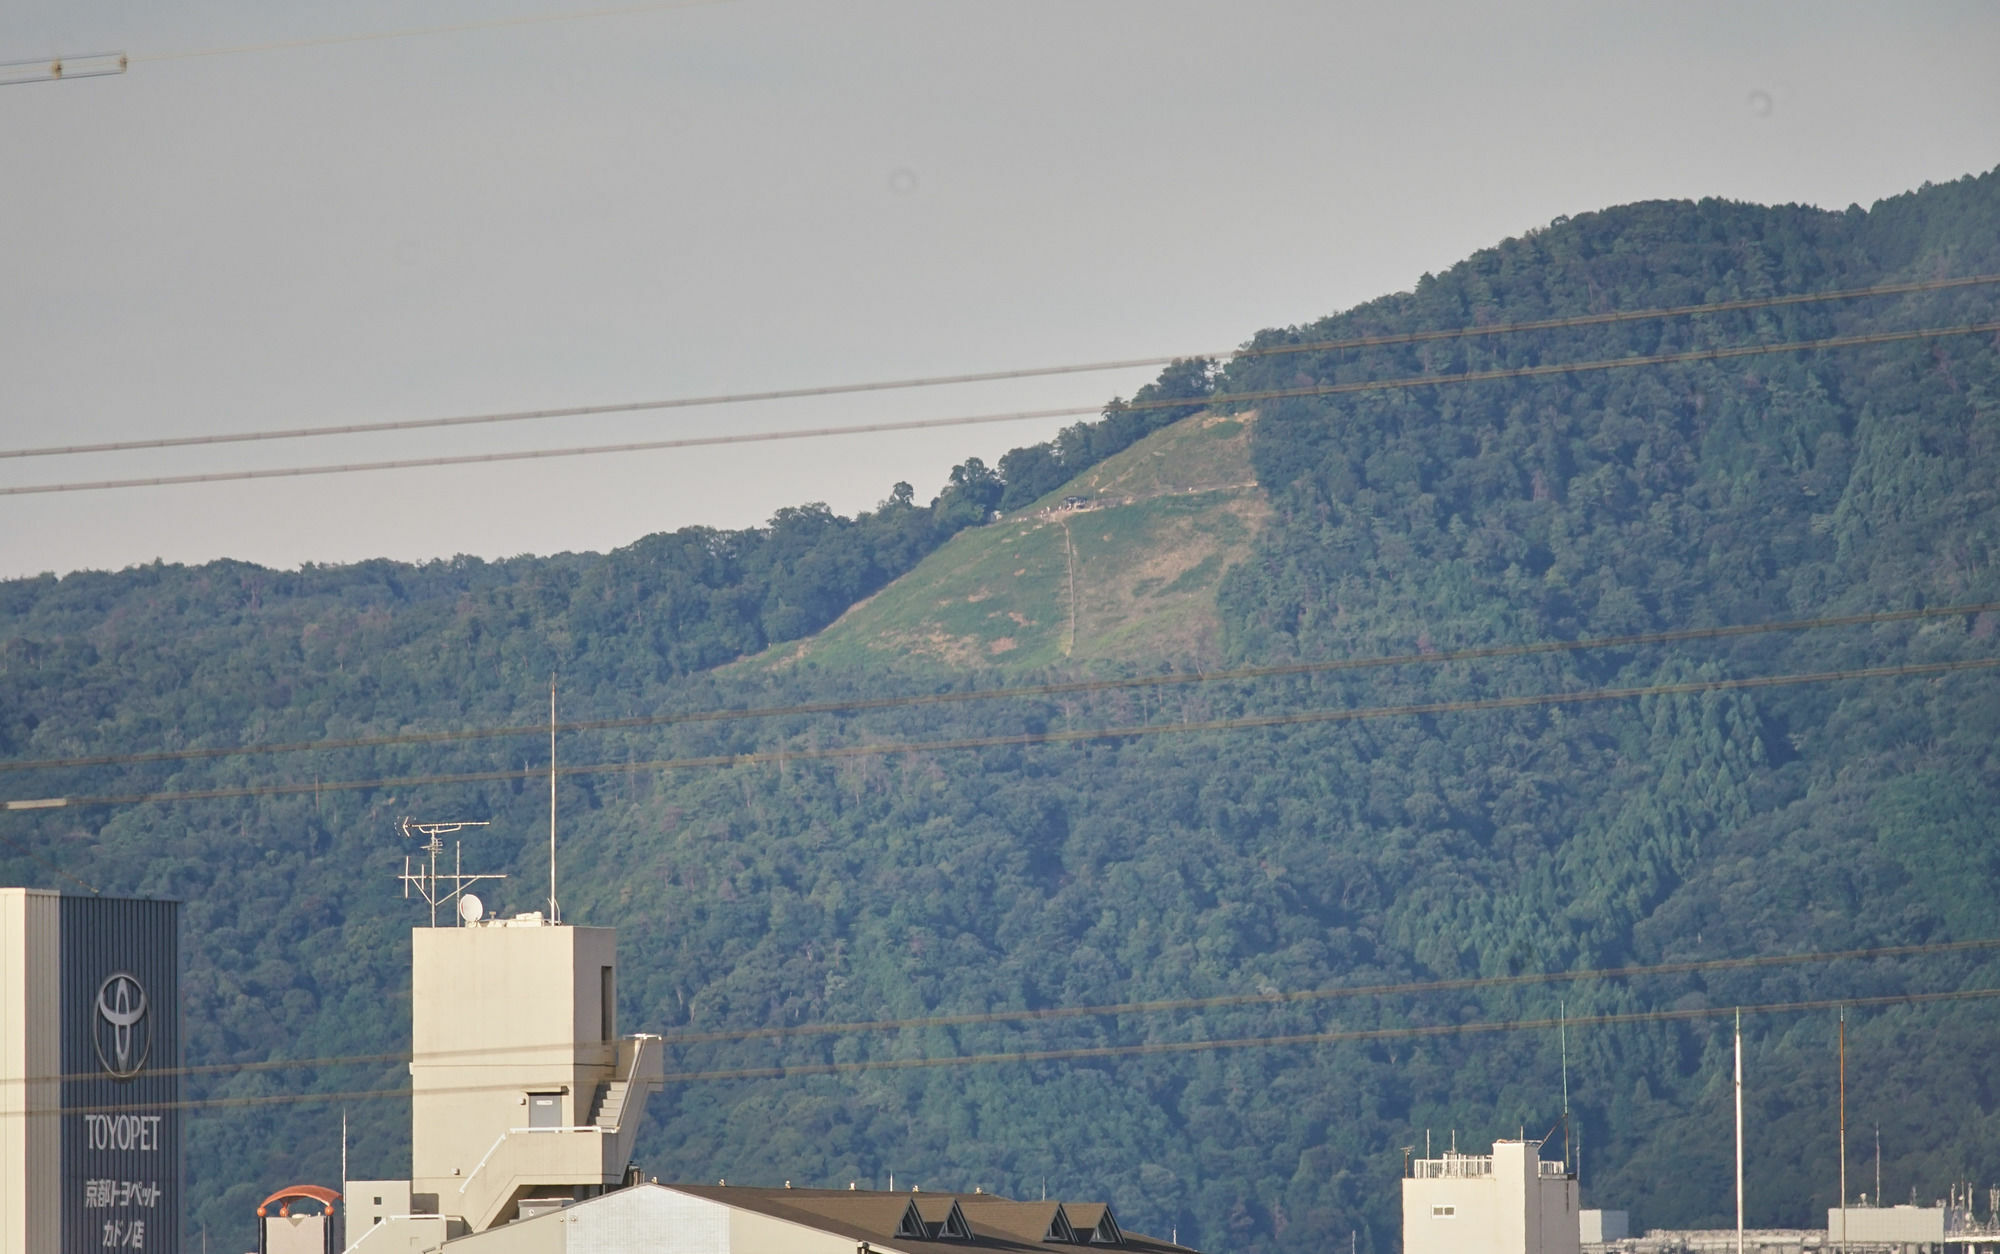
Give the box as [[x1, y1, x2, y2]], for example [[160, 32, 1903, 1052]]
[[750, 412, 1268, 674]]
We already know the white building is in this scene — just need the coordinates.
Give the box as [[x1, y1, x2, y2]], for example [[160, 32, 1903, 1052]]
[[1403, 1140, 1580, 1254], [381, 1183, 1193, 1254], [1826, 1203, 1944, 1245], [344, 910, 664, 1241], [337, 904, 1193, 1254], [1579, 1210, 1628, 1243]]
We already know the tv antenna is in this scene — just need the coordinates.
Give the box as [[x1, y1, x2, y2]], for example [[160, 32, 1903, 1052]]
[[397, 818, 506, 927]]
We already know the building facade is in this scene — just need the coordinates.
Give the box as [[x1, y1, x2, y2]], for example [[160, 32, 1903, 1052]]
[[1403, 1140, 1579, 1254], [379, 1182, 1193, 1254], [344, 910, 662, 1238], [1, 889, 181, 1254]]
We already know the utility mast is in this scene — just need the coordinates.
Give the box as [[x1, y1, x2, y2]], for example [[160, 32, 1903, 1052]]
[[1734, 1009, 1745, 1254], [548, 675, 561, 924]]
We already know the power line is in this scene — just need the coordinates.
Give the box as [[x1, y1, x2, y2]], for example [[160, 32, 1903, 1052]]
[[0, 830, 99, 894], [0, 54, 126, 86], [3, 600, 1992, 777], [6, 655, 1992, 812], [649, 936, 2000, 1046], [4, 275, 1993, 464], [11, 933, 1992, 1090], [3, 324, 1995, 498], [649, 987, 2000, 1088], [21, 984, 1998, 1119], [1, 0, 730, 85]]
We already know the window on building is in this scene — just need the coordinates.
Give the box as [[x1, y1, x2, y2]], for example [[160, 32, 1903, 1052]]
[[601, 965, 615, 1041], [1432, 1206, 1456, 1218]]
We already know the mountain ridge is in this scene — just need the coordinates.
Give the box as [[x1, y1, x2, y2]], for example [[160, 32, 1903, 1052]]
[[2, 168, 1998, 1249]]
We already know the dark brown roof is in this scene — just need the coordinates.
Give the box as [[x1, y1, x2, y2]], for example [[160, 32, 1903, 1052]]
[[663, 1186, 1195, 1254], [1062, 1204, 1124, 1245]]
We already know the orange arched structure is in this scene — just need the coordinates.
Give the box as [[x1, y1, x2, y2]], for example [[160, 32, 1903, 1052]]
[[256, 1184, 340, 1217]]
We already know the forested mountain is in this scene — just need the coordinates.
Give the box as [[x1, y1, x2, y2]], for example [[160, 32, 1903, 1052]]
[[4, 168, 1999, 1251]]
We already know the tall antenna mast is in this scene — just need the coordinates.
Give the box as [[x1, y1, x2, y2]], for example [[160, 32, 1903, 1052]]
[[1734, 1009, 1745, 1254], [1560, 999, 1571, 1172], [548, 674, 560, 924], [1839, 1008, 1848, 1244]]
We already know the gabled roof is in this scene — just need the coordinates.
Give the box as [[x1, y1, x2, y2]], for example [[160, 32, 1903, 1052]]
[[1063, 1204, 1124, 1245], [956, 1197, 1076, 1245], [914, 1196, 976, 1240], [660, 1185, 1199, 1254]]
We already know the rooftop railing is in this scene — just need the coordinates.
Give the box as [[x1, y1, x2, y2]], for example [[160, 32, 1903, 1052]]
[[1412, 1155, 1493, 1179], [1407, 1154, 1570, 1180]]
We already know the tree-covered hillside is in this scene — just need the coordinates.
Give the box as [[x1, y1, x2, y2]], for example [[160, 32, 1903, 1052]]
[[3, 169, 1999, 1251]]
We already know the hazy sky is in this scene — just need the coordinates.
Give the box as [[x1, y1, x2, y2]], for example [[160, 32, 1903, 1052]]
[[3, 1, 1997, 578]]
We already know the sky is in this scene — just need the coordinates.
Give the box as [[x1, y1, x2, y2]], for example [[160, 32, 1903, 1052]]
[[2, 0, 1997, 578]]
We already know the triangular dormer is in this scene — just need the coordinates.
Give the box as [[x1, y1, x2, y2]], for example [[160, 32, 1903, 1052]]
[[1044, 1204, 1078, 1244], [937, 1200, 973, 1240], [1062, 1204, 1124, 1246], [913, 1196, 974, 1240], [1087, 1208, 1123, 1245], [896, 1199, 931, 1241]]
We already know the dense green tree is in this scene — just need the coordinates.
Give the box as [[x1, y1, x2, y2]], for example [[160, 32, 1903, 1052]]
[[3, 169, 1999, 1252]]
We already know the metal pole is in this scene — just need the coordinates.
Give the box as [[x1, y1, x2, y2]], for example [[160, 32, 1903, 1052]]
[[1839, 1008, 1847, 1248], [1735, 1009, 1745, 1254], [549, 676, 559, 924], [1561, 999, 1572, 1171]]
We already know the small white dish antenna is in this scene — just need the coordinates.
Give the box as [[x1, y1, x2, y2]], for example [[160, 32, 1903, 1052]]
[[458, 893, 484, 924]]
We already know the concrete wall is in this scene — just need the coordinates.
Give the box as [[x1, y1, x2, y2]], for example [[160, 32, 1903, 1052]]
[[346, 1180, 414, 1242], [1404, 1171, 1502, 1254], [1530, 1161, 1580, 1254], [729, 1202, 888, 1254], [1579, 1210, 1628, 1243], [408, 920, 619, 1220], [267, 1213, 331, 1254], [1403, 1142, 1577, 1254], [1826, 1205, 1946, 1243], [431, 1186, 931, 1254], [343, 1215, 451, 1254], [0, 888, 60, 1254]]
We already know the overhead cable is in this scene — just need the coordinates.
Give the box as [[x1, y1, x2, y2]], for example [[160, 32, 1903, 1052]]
[[3, 322, 1996, 497], [0, 830, 100, 894], [3, 600, 1992, 776], [9, 933, 1995, 1089], [3, 273, 1993, 462], [1, 0, 729, 86], [22, 985, 2000, 1119], [6, 655, 1993, 812]]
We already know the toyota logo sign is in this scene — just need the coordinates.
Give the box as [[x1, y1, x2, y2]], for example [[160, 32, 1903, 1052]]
[[93, 971, 151, 1080]]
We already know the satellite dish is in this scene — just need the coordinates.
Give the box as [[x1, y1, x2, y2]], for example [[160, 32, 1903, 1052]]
[[458, 893, 484, 923]]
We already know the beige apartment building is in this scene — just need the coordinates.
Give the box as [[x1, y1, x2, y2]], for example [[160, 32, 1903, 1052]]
[[346, 911, 663, 1239], [1403, 1139, 1581, 1254], [337, 904, 1196, 1254]]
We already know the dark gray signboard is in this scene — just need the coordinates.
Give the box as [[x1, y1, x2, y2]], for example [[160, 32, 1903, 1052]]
[[59, 896, 180, 1254]]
